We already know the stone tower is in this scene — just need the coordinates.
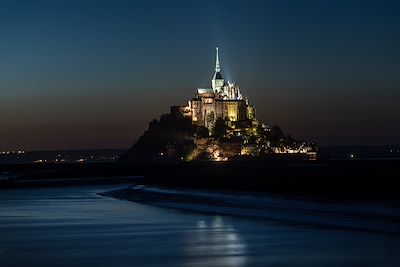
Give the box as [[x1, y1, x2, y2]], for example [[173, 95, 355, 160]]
[[211, 47, 224, 93]]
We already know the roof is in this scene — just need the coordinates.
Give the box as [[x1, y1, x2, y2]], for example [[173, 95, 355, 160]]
[[213, 72, 223, 80], [197, 88, 214, 94]]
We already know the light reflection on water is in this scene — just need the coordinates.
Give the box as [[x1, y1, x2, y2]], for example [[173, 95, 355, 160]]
[[183, 216, 247, 267]]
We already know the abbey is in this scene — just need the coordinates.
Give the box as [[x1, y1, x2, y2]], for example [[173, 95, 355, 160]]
[[121, 47, 318, 162], [174, 48, 256, 130]]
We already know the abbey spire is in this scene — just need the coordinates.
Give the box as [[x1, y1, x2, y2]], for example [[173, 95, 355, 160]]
[[212, 47, 224, 92], [215, 47, 221, 73]]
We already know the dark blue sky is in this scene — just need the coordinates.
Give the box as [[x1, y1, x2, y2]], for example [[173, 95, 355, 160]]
[[1, 0, 400, 149]]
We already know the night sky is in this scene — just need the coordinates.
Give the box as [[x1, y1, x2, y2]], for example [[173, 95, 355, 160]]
[[1, 0, 399, 150]]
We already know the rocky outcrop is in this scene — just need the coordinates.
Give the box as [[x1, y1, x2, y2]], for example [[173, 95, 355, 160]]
[[119, 114, 196, 162]]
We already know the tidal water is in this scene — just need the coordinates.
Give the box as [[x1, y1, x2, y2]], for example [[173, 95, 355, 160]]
[[0, 184, 399, 267]]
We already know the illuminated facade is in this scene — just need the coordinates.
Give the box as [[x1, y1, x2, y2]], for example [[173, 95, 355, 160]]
[[181, 47, 255, 130], [121, 47, 319, 162]]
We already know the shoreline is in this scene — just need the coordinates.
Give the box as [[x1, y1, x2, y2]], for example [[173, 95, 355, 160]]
[[1, 159, 399, 201], [100, 185, 400, 235]]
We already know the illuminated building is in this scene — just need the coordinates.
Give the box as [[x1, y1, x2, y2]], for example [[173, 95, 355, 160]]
[[176, 47, 256, 130], [121, 47, 319, 162]]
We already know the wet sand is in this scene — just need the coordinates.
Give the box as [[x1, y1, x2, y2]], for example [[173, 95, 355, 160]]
[[1, 184, 399, 267]]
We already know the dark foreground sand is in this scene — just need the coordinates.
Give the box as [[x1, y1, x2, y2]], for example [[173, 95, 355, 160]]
[[1, 159, 399, 201]]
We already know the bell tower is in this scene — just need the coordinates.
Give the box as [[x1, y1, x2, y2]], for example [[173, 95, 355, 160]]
[[211, 47, 224, 93]]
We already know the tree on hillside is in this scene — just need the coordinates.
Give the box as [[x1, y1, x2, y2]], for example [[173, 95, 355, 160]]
[[212, 118, 227, 139], [270, 125, 286, 146]]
